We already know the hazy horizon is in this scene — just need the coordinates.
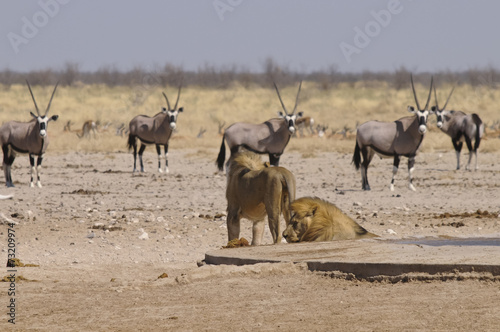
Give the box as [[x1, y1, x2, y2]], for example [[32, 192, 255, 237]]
[[1, 1, 499, 74]]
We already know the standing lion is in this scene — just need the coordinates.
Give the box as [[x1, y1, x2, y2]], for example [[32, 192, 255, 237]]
[[282, 197, 377, 242], [225, 151, 296, 245]]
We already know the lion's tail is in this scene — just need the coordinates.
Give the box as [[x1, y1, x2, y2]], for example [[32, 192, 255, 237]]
[[355, 224, 378, 239], [280, 172, 296, 226]]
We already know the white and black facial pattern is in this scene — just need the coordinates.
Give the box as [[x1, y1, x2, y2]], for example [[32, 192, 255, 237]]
[[34, 115, 50, 138], [416, 110, 430, 134], [280, 111, 302, 134], [168, 107, 183, 130], [408, 107, 429, 135], [434, 109, 445, 128]]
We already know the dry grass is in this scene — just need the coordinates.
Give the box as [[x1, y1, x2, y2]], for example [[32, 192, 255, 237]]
[[1, 82, 499, 155]]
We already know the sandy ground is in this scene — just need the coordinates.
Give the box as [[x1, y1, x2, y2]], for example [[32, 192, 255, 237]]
[[1, 147, 500, 331]]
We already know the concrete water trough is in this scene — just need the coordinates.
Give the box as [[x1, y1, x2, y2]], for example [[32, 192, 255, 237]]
[[205, 237, 500, 278]]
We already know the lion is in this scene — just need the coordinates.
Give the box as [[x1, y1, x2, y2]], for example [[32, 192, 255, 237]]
[[225, 151, 296, 245], [282, 197, 377, 243]]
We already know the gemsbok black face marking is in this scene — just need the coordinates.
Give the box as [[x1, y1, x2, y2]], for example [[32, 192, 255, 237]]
[[431, 84, 484, 170], [0, 80, 59, 187], [216, 81, 304, 171], [352, 74, 433, 191], [127, 83, 183, 173]]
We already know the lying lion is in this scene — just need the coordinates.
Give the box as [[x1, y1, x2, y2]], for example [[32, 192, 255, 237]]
[[282, 197, 377, 242], [225, 151, 296, 245]]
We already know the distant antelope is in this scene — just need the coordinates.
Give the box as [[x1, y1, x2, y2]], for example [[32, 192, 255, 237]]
[[216, 81, 304, 171], [295, 116, 315, 137], [0, 81, 59, 187], [316, 124, 328, 138], [127, 84, 183, 173], [431, 86, 484, 170], [197, 127, 207, 138], [76, 120, 97, 139], [353, 75, 433, 191], [63, 120, 72, 132], [116, 123, 127, 137]]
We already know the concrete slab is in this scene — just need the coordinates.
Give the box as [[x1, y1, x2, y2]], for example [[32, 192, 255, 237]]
[[205, 238, 500, 278]]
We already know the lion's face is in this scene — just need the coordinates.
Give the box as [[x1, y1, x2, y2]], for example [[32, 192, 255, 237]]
[[282, 210, 315, 243]]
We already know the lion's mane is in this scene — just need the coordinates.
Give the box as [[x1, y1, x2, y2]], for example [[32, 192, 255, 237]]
[[283, 197, 377, 242]]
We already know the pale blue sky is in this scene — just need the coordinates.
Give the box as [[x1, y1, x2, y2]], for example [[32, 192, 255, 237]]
[[1, 0, 499, 73]]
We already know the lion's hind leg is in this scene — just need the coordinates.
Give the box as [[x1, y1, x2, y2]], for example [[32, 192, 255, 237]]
[[265, 205, 282, 244], [251, 219, 266, 246], [227, 207, 241, 242]]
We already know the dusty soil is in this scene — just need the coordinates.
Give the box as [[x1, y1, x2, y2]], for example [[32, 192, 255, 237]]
[[1, 148, 500, 331]]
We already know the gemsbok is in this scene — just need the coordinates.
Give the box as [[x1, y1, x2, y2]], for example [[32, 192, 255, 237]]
[[216, 81, 303, 171], [353, 75, 433, 191], [431, 85, 484, 170], [127, 84, 183, 173], [0, 81, 59, 187]]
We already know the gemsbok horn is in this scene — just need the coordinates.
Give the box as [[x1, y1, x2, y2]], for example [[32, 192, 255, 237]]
[[431, 84, 484, 170], [0, 81, 59, 187], [352, 74, 434, 191], [216, 81, 304, 171], [127, 83, 183, 173]]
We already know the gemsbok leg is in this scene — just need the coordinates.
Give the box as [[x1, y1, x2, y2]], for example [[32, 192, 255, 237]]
[[407, 156, 416, 191], [452, 138, 463, 170], [164, 144, 169, 173], [130, 137, 139, 172], [268, 153, 281, 167], [390, 156, 400, 192], [156, 144, 170, 173], [2, 145, 15, 187], [360, 146, 374, 191], [138, 144, 146, 172], [156, 144, 163, 173], [464, 135, 479, 171], [29, 153, 44, 188]]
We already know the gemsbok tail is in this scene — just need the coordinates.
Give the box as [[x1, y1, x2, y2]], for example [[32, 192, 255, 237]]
[[216, 135, 226, 171], [472, 113, 483, 150], [127, 133, 136, 151], [352, 141, 361, 170]]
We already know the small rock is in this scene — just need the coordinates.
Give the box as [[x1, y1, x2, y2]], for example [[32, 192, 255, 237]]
[[386, 229, 397, 235], [139, 232, 149, 240]]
